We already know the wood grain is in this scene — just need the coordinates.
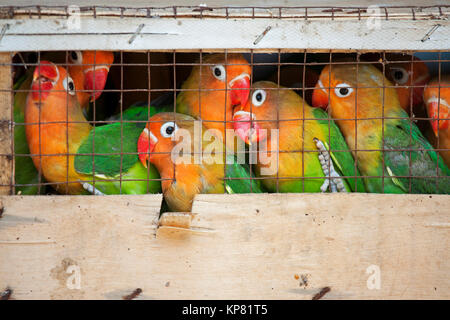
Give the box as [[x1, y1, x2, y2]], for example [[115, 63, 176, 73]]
[[0, 53, 13, 195], [0, 193, 448, 299]]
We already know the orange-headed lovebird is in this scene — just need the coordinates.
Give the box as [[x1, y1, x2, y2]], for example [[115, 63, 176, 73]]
[[176, 53, 251, 149], [137, 112, 227, 212], [67, 50, 114, 108], [233, 81, 366, 193], [25, 61, 161, 195], [424, 75, 450, 167], [14, 51, 114, 195], [384, 54, 430, 115], [25, 61, 92, 194], [312, 64, 449, 194]]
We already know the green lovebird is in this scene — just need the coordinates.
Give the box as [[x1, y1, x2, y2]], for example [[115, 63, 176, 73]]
[[233, 81, 366, 193], [312, 63, 450, 194]]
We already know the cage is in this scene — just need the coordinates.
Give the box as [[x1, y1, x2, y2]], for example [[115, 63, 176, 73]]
[[0, 1, 449, 300]]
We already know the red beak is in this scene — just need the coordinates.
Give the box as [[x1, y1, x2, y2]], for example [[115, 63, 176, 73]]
[[230, 74, 250, 106], [31, 61, 59, 101], [312, 81, 329, 109], [428, 100, 449, 136], [138, 128, 156, 168], [84, 67, 109, 102], [233, 110, 266, 144]]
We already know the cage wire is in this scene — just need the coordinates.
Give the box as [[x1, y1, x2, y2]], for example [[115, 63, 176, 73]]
[[1, 5, 449, 199]]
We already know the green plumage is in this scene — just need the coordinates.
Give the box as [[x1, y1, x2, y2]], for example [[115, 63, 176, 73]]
[[116, 103, 266, 194], [74, 121, 161, 194], [312, 108, 366, 192], [372, 113, 450, 194]]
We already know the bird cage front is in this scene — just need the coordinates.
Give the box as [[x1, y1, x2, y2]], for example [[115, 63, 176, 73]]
[[0, 2, 449, 300]]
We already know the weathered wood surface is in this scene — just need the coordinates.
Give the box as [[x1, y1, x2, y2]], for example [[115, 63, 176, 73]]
[[0, 193, 448, 299], [0, 53, 12, 195], [0, 18, 448, 52]]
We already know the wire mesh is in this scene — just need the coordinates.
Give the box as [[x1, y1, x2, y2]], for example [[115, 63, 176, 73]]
[[3, 48, 448, 201]]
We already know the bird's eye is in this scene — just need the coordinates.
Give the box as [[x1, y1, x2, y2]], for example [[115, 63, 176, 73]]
[[390, 67, 409, 85], [211, 65, 226, 81], [160, 122, 178, 138], [334, 83, 353, 98], [252, 89, 266, 107], [69, 51, 83, 64], [62, 76, 76, 96]]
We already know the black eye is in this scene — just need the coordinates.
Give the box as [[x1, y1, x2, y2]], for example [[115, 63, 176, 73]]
[[70, 51, 78, 60], [214, 67, 222, 77], [68, 81, 74, 91], [339, 88, 349, 96], [256, 92, 263, 102], [394, 70, 404, 80], [165, 126, 175, 135]]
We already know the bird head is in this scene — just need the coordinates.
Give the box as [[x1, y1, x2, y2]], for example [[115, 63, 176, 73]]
[[233, 81, 289, 145], [385, 55, 430, 112], [138, 112, 196, 168], [68, 51, 114, 103], [31, 61, 76, 104], [312, 63, 400, 120], [424, 77, 450, 136]]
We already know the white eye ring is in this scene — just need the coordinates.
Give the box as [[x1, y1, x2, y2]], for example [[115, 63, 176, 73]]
[[252, 89, 266, 107], [160, 121, 178, 138], [69, 51, 83, 65], [334, 83, 353, 98], [62, 76, 76, 96], [211, 64, 226, 81], [390, 67, 409, 85]]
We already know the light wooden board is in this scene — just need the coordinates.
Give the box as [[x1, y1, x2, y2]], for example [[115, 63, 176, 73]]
[[0, 53, 12, 195], [3, 1, 445, 8], [0, 193, 448, 299], [0, 17, 448, 52]]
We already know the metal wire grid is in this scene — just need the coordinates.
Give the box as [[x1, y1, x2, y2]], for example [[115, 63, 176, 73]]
[[1, 5, 449, 21], [3, 49, 450, 195]]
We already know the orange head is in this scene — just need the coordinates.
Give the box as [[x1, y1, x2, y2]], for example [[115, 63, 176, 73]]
[[385, 55, 430, 111], [30, 60, 77, 104], [138, 112, 196, 169], [180, 53, 251, 124], [424, 76, 450, 136], [67, 51, 114, 105], [233, 81, 300, 145], [312, 63, 401, 121]]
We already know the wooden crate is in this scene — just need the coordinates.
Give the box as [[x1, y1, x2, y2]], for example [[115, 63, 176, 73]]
[[0, 1, 449, 299]]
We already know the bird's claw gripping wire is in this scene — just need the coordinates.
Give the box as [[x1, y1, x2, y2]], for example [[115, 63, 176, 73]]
[[83, 182, 105, 196], [313, 138, 347, 193]]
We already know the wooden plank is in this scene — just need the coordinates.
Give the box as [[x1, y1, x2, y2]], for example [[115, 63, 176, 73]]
[[0, 18, 448, 52], [0, 53, 12, 195], [4, 1, 445, 8], [0, 193, 448, 299]]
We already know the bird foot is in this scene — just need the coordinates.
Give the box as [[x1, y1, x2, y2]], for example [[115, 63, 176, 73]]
[[313, 138, 347, 193], [82, 182, 105, 196]]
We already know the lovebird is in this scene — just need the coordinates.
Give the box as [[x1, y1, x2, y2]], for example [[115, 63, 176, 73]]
[[423, 75, 450, 167], [312, 63, 450, 194], [138, 112, 247, 212], [14, 51, 114, 195], [384, 54, 430, 115], [176, 53, 251, 150], [25, 61, 160, 195], [233, 81, 366, 193], [117, 53, 264, 193]]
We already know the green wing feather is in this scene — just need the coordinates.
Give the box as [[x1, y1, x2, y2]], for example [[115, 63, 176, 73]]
[[312, 107, 366, 192], [224, 154, 265, 193], [383, 117, 450, 194], [74, 122, 161, 194]]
